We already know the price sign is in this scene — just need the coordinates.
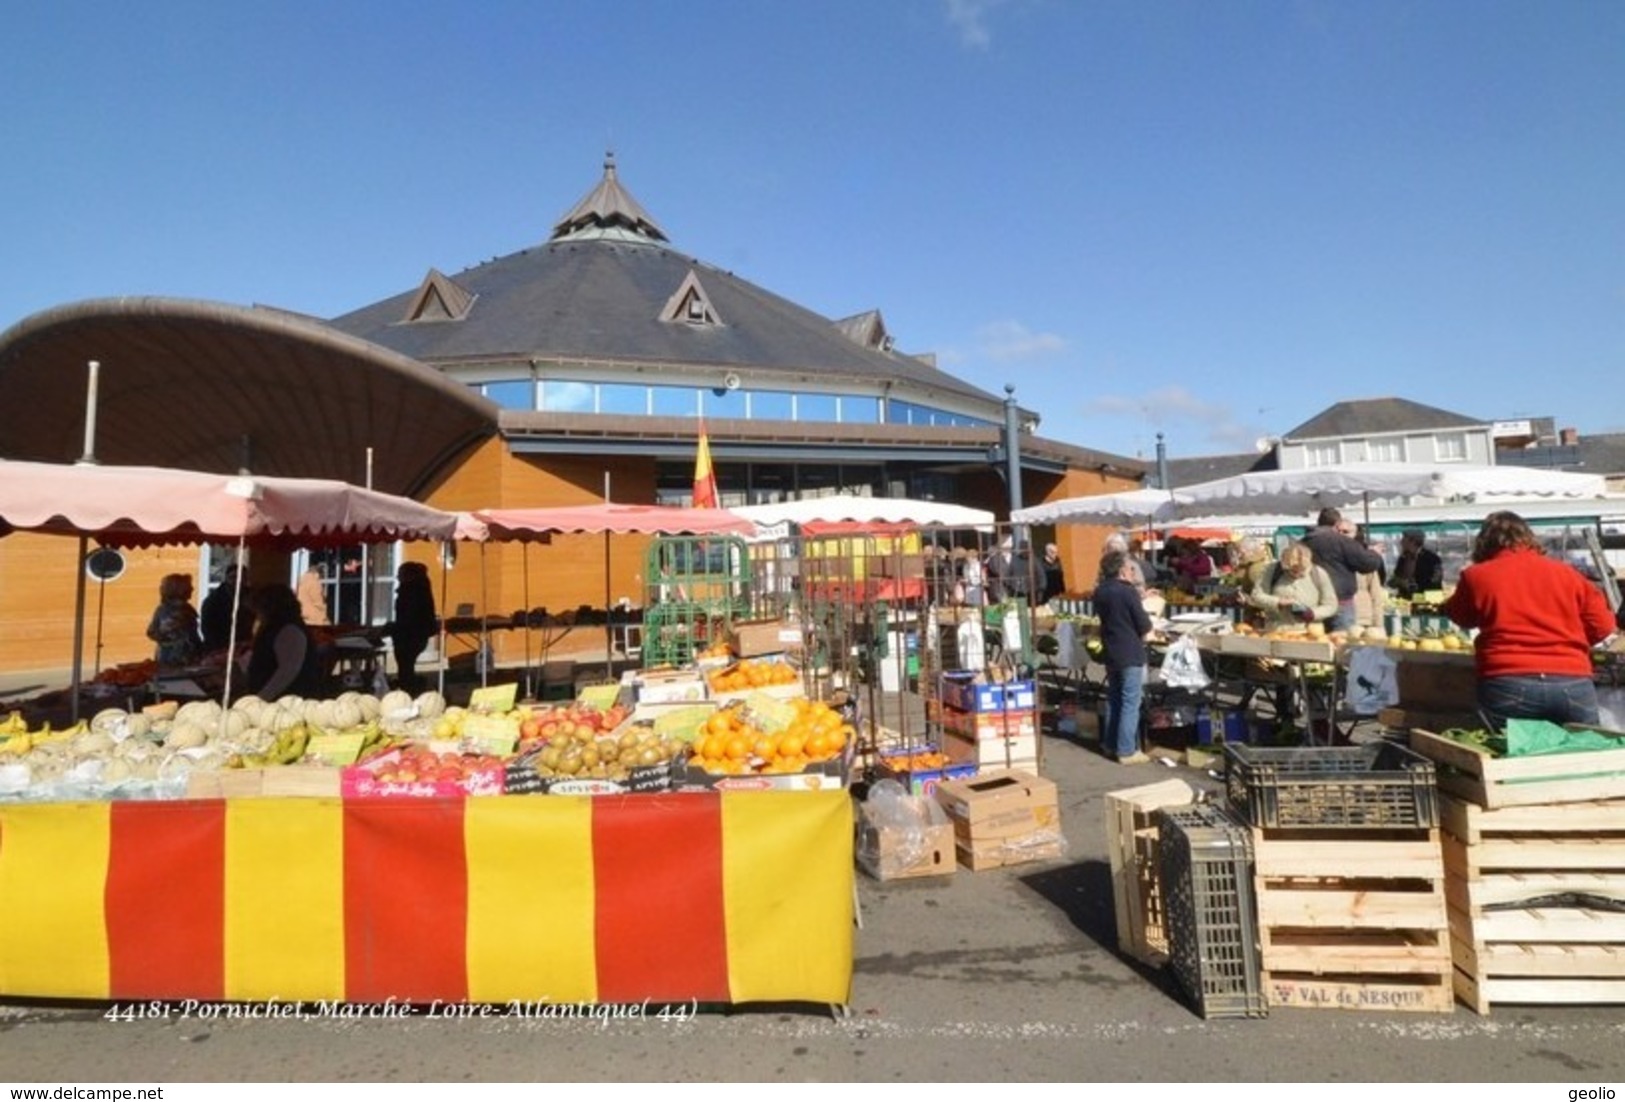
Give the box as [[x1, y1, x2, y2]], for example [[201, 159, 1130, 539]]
[[461, 714, 519, 756], [469, 683, 518, 713], [307, 732, 366, 766]]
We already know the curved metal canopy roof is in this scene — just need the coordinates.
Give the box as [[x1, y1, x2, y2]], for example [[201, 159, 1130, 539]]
[[0, 297, 498, 497]]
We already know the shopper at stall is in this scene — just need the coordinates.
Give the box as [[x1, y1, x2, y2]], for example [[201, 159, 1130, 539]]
[[146, 573, 203, 669], [242, 583, 324, 700], [956, 546, 985, 607], [1337, 519, 1389, 628], [1040, 542, 1067, 603], [200, 566, 253, 653], [1101, 532, 1154, 595], [1246, 541, 1339, 630], [1094, 549, 1156, 765], [1443, 510, 1616, 727], [1392, 529, 1445, 599], [1166, 537, 1214, 591], [1302, 507, 1385, 631], [385, 560, 438, 694], [296, 565, 330, 627], [1229, 537, 1274, 627]]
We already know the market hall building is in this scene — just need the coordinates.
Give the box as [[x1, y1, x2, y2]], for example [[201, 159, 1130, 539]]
[[0, 157, 1143, 678]]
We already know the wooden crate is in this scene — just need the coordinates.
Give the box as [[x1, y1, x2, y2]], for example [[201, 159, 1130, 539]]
[[1411, 728, 1625, 809], [1252, 827, 1453, 1012], [1440, 794, 1625, 1013], [1376, 706, 1481, 735], [1103, 779, 1199, 966]]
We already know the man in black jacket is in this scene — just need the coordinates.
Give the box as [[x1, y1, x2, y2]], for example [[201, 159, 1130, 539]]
[[1393, 529, 1444, 598], [1300, 507, 1385, 632]]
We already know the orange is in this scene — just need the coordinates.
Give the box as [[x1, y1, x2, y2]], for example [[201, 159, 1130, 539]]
[[752, 735, 777, 760], [724, 735, 750, 761], [778, 732, 805, 759]]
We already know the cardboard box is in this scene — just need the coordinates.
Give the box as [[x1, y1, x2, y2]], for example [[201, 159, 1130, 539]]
[[934, 769, 1063, 870], [938, 704, 1038, 740], [340, 751, 504, 798], [185, 766, 342, 799], [941, 729, 1038, 774], [675, 746, 850, 793], [876, 751, 979, 797], [633, 669, 709, 705], [855, 798, 956, 880], [939, 673, 1037, 714], [729, 618, 798, 658], [1394, 653, 1477, 710]]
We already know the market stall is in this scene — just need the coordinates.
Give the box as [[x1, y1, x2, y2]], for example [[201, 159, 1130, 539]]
[[0, 469, 856, 1009], [0, 458, 463, 718]]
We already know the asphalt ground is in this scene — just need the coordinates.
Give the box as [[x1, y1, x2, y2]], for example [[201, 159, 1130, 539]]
[[3, 720, 1625, 1083]]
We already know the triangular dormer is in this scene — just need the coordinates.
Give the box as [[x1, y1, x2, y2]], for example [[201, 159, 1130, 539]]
[[403, 268, 475, 323], [659, 270, 722, 328], [835, 309, 895, 352]]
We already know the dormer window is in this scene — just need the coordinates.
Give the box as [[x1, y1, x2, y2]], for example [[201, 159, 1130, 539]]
[[402, 268, 474, 323], [660, 270, 721, 328]]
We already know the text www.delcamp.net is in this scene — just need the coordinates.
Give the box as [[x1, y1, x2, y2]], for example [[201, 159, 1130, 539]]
[[11, 1089, 163, 1100]]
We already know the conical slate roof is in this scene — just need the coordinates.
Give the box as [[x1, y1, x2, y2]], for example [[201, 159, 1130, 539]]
[[327, 161, 1007, 411]]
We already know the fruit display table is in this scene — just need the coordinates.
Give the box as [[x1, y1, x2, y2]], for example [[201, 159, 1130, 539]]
[[0, 790, 854, 1007]]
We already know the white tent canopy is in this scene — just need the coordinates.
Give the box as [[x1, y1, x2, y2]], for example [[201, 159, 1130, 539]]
[[731, 494, 996, 538], [1011, 487, 1181, 527], [1175, 462, 1609, 517]]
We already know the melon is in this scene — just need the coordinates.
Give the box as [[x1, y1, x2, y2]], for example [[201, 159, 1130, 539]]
[[329, 698, 364, 730], [380, 690, 415, 718], [414, 691, 447, 719], [165, 722, 208, 750], [90, 708, 131, 737], [176, 700, 221, 728]]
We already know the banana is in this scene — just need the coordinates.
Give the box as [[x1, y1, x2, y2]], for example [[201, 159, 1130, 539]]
[[273, 724, 310, 765], [0, 733, 31, 755]]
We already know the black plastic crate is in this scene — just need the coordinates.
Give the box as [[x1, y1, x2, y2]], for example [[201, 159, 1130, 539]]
[[1224, 741, 1438, 831], [1158, 802, 1267, 1020]]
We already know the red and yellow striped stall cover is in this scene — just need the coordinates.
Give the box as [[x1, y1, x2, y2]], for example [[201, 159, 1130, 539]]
[[0, 790, 853, 1005]]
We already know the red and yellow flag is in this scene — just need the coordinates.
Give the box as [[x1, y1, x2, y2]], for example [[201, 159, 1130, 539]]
[[693, 421, 719, 509]]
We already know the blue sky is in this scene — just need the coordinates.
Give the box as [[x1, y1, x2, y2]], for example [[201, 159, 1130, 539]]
[[3, 0, 1622, 465]]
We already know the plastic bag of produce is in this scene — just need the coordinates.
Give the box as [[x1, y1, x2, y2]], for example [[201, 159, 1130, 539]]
[[1158, 634, 1209, 690]]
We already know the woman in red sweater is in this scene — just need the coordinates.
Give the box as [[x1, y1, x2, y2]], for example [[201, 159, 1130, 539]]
[[1443, 511, 1616, 727]]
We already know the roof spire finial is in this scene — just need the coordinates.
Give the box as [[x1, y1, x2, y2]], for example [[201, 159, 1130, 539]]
[[550, 153, 668, 244]]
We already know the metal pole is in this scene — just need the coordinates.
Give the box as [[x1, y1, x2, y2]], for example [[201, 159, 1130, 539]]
[[437, 545, 449, 697], [70, 360, 102, 721], [1003, 384, 1023, 522], [604, 471, 614, 682], [361, 447, 373, 628]]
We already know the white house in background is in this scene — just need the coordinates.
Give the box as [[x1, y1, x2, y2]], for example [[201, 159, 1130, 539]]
[[1271, 397, 1495, 470]]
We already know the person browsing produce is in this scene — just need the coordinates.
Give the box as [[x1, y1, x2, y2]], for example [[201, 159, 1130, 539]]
[[1246, 541, 1338, 630], [1443, 510, 1616, 727]]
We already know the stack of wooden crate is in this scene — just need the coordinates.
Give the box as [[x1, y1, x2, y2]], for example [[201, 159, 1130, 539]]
[[1411, 728, 1625, 1014], [1104, 778, 1201, 966], [1226, 742, 1455, 1012]]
